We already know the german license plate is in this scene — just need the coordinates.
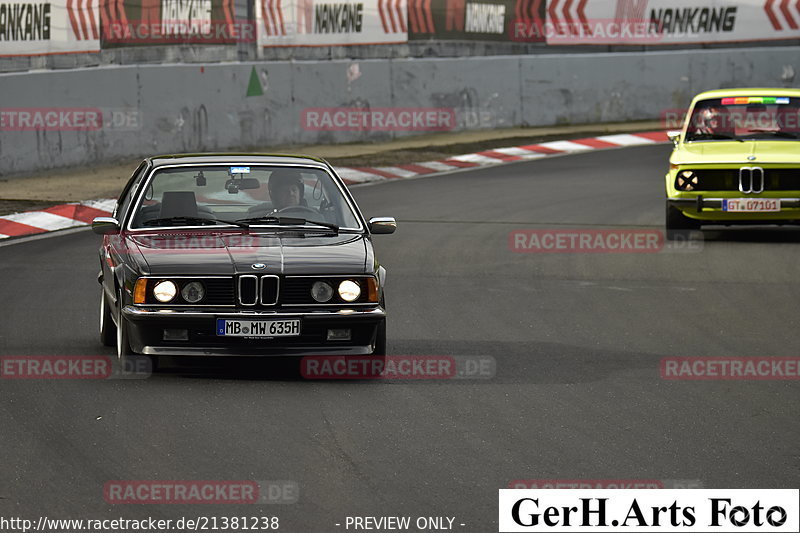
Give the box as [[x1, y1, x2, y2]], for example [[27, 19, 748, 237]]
[[722, 198, 780, 212], [216, 319, 300, 337]]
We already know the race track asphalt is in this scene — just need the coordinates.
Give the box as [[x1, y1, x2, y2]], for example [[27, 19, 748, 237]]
[[0, 144, 798, 531]]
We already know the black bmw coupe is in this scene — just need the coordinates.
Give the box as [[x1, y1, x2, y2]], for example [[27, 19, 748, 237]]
[[92, 154, 396, 363]]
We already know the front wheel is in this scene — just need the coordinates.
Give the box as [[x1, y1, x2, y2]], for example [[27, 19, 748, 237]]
[[666, 202, 700, 240]]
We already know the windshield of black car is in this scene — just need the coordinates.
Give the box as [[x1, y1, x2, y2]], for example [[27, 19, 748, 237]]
[[684, 97, 800, 142], [129, 165, 361, 230]]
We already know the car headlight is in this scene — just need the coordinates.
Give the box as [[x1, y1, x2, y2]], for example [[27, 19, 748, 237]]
[[338, 280, 361, 302], [311, 281, 334, 302], [153, 280, 177, 303], [181, 281, 205, 303], [676, 170, 698, 191]]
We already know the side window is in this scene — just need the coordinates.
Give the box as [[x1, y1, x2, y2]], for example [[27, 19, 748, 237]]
[[114, 161, 149, 221]]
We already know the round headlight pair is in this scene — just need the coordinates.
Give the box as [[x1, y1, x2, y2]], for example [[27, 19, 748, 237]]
[[311, 280, 361, 303], [152, 280, 204, 303]]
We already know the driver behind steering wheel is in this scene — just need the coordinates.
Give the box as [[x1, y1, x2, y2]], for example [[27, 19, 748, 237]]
[[268, 169, 308, 211]]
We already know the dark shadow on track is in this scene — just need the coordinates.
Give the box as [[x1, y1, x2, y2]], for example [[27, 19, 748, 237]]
[[151, 356, 306, 380], [145, 339, 664, 386], [699, 227, 800, 243]]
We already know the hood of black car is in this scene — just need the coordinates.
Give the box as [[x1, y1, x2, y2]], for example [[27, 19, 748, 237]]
[[126, 230, 369, 276]]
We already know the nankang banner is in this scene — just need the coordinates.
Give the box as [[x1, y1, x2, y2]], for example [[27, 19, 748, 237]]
[[100, 0, 251, 46], [257, 0, 407, 46], [0, 0, 99, 56], [523, 0, 800, 45], [408, 0, 545, 41]]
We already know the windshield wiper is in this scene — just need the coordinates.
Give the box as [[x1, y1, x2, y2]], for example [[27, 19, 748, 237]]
[[746, 129, 799, 139], [235, 215, 339, 233], [142, 216, 249, 228], [686, 133, 744, 142]]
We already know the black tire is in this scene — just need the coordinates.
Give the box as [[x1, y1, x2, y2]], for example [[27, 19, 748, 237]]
[[100, 290, 116, 347], [666, 202, 701, 241]]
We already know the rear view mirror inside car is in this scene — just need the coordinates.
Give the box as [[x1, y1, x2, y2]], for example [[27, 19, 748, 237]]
[[225, 178, 261, 193]]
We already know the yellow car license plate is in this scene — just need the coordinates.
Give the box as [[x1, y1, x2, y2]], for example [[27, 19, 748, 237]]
[[722, 199, 780, 212]]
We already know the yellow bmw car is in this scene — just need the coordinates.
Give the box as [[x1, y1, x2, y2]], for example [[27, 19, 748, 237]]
[[665, 88, 800, 238]]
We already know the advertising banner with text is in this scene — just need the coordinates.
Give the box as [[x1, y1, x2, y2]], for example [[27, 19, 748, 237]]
[[0, 0, 100, 56], [519, 0, 800, 45], [408, 0, 545, 41], [99, 0, 248, 46], [258, 0, 406, 46]]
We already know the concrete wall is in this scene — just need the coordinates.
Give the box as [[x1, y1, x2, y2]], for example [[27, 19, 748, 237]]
[[1, 47, 798, 175]]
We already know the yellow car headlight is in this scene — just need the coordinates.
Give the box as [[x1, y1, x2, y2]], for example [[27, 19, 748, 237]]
[[675, 170, 699, 191]]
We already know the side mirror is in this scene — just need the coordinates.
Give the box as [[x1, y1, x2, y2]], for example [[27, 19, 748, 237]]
[[92, 217, 120, 235], [368, 217, 396, 234], [667, 130, 682, 145]]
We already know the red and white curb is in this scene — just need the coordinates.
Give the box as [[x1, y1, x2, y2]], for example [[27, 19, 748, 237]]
[[0, 199, 117, 240], [336, 131, 668, 184], [0, 131, 667, 240]]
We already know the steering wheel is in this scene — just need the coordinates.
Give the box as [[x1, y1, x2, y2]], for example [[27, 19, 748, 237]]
[[277, 205, 319, 216]]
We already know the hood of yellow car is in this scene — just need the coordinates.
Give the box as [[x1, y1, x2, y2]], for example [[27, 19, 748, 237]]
[[672, 140, 800, 165]]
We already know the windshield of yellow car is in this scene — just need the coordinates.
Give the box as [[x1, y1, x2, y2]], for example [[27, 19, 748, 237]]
[[685, 97, 800, 142]]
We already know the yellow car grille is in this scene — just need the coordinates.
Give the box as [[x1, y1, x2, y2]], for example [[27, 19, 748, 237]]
[[676, 168, 800, 191]]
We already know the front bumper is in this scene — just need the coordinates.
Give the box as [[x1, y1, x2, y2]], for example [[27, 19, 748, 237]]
[[668, 196, 800, 222], [122, 306, 385, 356]]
